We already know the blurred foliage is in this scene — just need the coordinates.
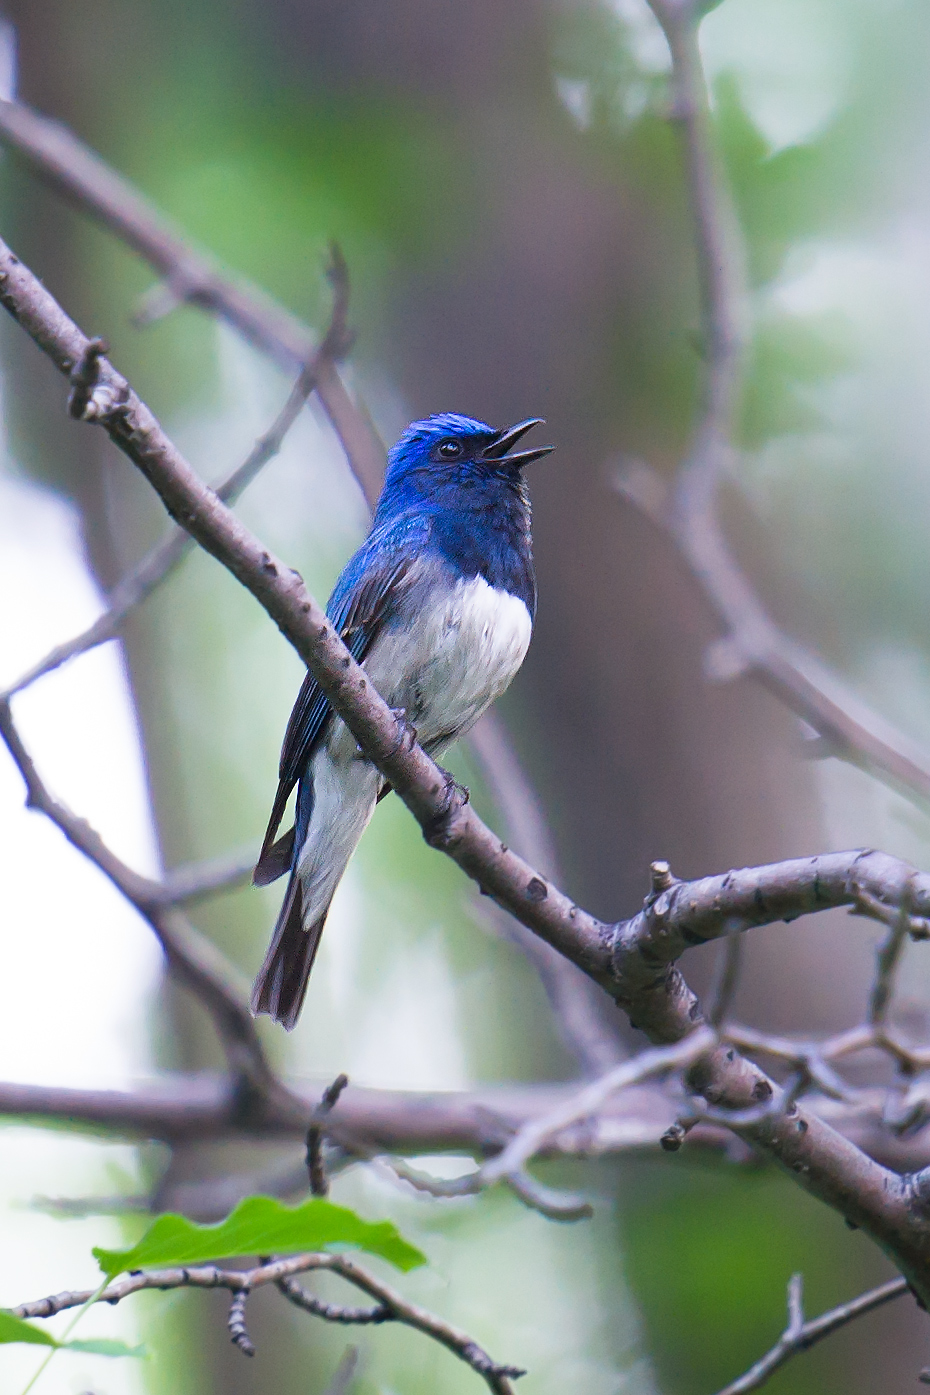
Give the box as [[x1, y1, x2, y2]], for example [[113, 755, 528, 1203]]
[[617, 1158, 889, 1395]]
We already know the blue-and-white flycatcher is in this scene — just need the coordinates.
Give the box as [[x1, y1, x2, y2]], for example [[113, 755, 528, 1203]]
[[252, 412, 552, 1028]]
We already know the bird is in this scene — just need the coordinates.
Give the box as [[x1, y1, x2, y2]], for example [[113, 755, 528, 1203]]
[[250, 412, 553, 1029]]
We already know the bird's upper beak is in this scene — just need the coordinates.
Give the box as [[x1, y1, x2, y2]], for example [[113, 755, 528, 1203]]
[[482, 418, 554, 468]]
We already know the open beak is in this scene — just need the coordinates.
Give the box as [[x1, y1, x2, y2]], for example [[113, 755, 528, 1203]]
[[482, 418, 554, 468]]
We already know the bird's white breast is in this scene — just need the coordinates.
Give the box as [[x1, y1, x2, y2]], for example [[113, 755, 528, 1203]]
[[343, 574, 532, 757]]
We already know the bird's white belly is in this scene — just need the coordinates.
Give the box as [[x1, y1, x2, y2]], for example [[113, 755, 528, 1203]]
[[331, 574, 532, 760], [297, 576, 531, 925]]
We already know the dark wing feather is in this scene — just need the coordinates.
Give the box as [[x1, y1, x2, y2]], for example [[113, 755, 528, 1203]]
[[253, 521, 427, 884]]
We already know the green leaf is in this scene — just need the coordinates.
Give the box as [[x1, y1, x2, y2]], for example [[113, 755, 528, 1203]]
[[93, 1196, 426, 1278], [0, 1311, 58, 1347], [0, 1312, 142, 1357]]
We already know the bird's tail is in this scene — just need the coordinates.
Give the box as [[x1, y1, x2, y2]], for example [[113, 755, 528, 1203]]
[[251, 756, 380, 1030], [250, 872, 328, 1031]]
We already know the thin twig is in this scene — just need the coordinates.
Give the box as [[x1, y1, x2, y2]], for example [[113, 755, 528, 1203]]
[[323, 1347, 360, 1395], [713, 1273, 909, 1395], [14, 1252, 524, 1395], [870, 919, 913, 1027], [384, 1029, 715, 1208], [306, 1074, 350, 1197], [706, 930, 743, 1027], [502, 1169, 593, 1222], [478, 1028, 716, 1186], [155, 845, 259, 906], [467, 714, 626, 1077], [276, 1277, 389, 1325]]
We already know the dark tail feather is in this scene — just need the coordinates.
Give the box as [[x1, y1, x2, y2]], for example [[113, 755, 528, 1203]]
[[253, 779, 294, 886], [253, 826, 295, 886], [250, 873, 330, 1030]]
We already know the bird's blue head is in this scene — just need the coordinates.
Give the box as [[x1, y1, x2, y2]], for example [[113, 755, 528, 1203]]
[[377, 413, 553, 519]]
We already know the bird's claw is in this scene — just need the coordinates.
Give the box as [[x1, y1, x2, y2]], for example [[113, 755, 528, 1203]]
[[391, 707, 418, 753], [355, 709, 417, 760], [422, 767, 470, 848]]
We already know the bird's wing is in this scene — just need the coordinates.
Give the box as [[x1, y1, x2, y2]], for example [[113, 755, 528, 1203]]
[[253, 517, 428, 885]]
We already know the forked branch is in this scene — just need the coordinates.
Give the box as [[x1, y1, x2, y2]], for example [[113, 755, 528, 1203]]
[[713, 1273, 909, 1395], [13, 1253, 524, 1395], [3, 236, 930, 1301]]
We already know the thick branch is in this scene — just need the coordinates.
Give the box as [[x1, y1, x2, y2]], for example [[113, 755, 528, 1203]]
[[3, 236, 930, 1298], [0, 92, 606, 1074], [5, 1068, 930, 1186], [0, 232, 612, 1001]]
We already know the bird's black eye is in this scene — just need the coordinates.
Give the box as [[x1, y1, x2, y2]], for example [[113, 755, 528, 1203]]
[[437, 438, 464, 460]]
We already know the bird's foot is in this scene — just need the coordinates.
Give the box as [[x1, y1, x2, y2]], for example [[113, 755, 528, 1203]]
[[423, 767, 470, 849], [355, 709, 417, 760], [391, 707, 418, 753]]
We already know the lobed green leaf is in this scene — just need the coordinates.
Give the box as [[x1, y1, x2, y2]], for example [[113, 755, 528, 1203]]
[[93, 1195, 426, 1278]]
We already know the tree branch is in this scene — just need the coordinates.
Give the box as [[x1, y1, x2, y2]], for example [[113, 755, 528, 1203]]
[[155, 844, 259, 906], [0, 696, 295, 1118], [13, 1253, 524, 1395], [4, 236, 930, 1297], [713, 1273, 910, 1395], [5, 1061, 930, 1190], [467, 712, 627, 1076], [383, 1029, 716, 1207], [0, 243, 351, 701], [0, 96, 387, 503], [0, 90, 610, 1076], [616, 0, 930, 807]]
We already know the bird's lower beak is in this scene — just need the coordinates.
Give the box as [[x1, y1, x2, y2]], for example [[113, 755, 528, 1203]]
[[482, 418, 554, 468]]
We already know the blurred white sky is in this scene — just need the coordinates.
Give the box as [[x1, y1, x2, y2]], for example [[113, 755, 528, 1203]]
[[0, 452, 159, 1391]]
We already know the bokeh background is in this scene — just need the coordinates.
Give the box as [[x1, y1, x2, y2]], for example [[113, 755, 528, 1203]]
[[3, 0, 930, 1390]]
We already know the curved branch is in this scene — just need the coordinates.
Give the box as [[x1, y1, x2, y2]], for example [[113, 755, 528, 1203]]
[[13, 1253, 524, 1395], [0, 92, 603, 1074], [3, 235, 930, 1300], [0, 697, 296, 1117]]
